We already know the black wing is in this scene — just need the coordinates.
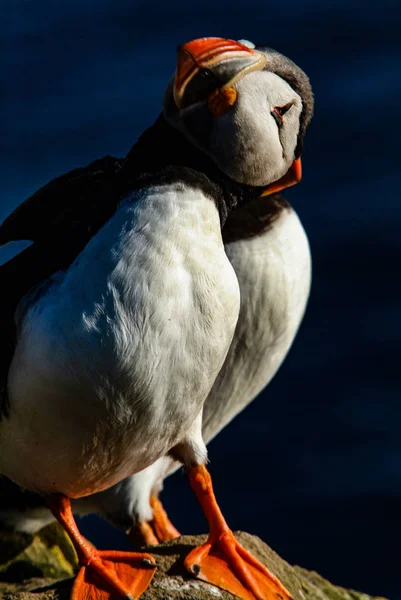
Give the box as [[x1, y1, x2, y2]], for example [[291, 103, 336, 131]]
[[0, 155, 124, 246]]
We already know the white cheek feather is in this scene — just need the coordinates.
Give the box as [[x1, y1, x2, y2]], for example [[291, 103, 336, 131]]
[[0, 183, 240, 497], [210, 71, 302, 186]]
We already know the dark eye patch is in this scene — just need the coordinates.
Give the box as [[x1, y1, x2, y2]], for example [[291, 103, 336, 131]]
[[181, 69, 224, 109]]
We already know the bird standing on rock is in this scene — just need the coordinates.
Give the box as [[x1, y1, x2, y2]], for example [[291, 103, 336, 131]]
[[0, 190, 312, 550], [0, 37, 313, 600]]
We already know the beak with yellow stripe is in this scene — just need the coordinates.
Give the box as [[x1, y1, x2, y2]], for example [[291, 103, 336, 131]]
[[165, 36, 313, 194]]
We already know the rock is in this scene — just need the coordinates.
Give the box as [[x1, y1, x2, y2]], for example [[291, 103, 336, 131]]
[[0, 522, 77, 586], [0, 529, 388, 600]]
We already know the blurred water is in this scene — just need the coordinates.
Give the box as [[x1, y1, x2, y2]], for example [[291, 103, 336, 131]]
[[2, 1, 401, 597]]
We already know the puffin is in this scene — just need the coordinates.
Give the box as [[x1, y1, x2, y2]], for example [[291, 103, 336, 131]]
[[0, 190, 312, 544], [0, 37, 313, 600]]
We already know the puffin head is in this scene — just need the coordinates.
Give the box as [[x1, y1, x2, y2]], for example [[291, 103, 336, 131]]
[[163, 37, 314, 193]]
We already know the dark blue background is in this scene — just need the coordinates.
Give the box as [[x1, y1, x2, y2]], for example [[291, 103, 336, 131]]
[[2, 1, 401, 598]]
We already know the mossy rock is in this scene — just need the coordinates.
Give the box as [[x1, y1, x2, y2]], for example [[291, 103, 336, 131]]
[[0, 521, 77, 583]]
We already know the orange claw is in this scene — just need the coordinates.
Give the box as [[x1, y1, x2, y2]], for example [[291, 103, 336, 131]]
[[184, 465, 292, 600], [149, 495, 181, 542], [47, 495, 156, 599]]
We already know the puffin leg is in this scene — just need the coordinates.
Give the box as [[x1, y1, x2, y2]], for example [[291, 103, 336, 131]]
[[128, 496, 180, 546], [132, 520, 160, 546], [149, 495, 181, 541], [47, 495, 156, 600], [184, 465, 292, 600]]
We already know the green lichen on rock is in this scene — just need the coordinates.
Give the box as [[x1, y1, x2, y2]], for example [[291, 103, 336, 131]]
[[0, 521, 77, 583], [0, 531, 388, 600]]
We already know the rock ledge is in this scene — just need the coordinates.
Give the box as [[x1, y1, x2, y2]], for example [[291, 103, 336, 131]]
[[0, 530, 388, 600]]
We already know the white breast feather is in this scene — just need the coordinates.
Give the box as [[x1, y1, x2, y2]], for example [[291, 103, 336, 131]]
[[73, 206, 312, 526], [0, 183, 240, 497]]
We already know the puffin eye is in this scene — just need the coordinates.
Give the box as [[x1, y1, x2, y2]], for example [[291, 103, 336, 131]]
[[271, 102, 294, 127], [181, 68, 223, 109], [275, 102, 293, 116], [199, 68, 213, 80]]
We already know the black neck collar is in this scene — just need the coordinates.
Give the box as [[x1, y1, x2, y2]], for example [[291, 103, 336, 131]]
[[118, 115, 265, 226]]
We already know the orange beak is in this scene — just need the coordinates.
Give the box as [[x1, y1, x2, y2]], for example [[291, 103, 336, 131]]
[[174, 37, 267, 109], [260, 158, 302, 196]]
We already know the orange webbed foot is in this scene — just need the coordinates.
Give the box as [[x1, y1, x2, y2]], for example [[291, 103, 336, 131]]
[[46, 495, 156, 600], [184, 465, 292, 600], [184, 531, 291, 600], [72, 549, 156, 600]]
